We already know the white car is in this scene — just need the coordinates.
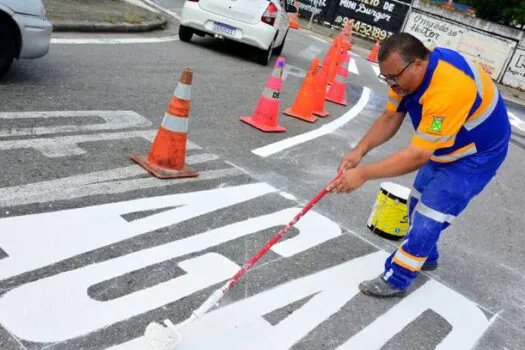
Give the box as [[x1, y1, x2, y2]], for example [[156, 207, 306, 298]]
[[0, 0, 52, 79], [179, 0, 297, 65]]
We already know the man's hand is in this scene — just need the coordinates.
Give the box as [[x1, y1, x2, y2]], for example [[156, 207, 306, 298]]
[[338, 149, 364, 173], [327, 168, 368, 193]]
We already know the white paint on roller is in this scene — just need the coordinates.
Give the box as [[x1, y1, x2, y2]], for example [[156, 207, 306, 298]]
[[0, 110, 151, 137], [51, 36, 179, 45], [348, 57, 359, 75], [252, 88, 371, 157], [509, 111, 525, 132], [0, 183, 275, 279]]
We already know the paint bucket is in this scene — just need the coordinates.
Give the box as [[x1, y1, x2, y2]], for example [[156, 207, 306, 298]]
[[367, 182, 410, 241]]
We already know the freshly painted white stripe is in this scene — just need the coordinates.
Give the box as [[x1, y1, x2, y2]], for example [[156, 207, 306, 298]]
[[299, 45, 323, 60], [0, 129, 199, 158], [348, 57, 359, 75], [141, 0, 181, 20], [0, 111, 151, 137], [509, 112, 525, 132], [308, 34, 328, 43], [51, 36, 179, 45], [371, 63, 380, 76], [252, 88, 371, 157], [0, 167, 242, 208]]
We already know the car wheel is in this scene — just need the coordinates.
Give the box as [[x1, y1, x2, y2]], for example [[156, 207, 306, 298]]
[[257, 37, 275, 66], [273, 30, 288, 56], [178, 25, 193, 42], [0, 21, 15, 80]]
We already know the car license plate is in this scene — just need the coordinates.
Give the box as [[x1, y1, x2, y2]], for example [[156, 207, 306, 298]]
[[213, 22, 236, 36]]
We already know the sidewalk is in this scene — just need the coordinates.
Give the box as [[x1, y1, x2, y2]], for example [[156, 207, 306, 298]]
[[296, 16, 525, 107], [44, 0, 167, 32]]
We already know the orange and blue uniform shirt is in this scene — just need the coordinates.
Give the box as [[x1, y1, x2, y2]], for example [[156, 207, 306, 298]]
[[386, 47, 511, 168], [382, 47, 511, 290]]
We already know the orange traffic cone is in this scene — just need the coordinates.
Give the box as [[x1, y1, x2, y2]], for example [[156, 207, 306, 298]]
[[337, 46, 350, 79], [130, 68, 198, 179], [327, 36, 343, 85], [368, 41, 380, 63], [284, 59, 318, 123], [288, 0, 301, 29], [326, 55, 348, 106], [240, 57, 286, 132], [313, 59, 329, 118]]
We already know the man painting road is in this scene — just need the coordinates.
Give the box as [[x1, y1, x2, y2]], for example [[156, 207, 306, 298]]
[[327, 33, 511, 298]]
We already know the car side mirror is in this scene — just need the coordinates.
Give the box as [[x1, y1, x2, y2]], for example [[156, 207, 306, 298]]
[[286, 5, 298, 13]]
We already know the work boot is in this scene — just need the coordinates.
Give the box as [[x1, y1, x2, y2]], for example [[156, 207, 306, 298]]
[[421, 262, 438, 271], [359, 275, 406, 298]]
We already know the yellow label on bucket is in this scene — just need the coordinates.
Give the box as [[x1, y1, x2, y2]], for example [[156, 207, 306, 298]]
[[367, 184, 409, 239]]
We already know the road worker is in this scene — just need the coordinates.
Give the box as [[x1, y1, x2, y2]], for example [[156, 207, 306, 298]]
[[326, 33, 511, 297]]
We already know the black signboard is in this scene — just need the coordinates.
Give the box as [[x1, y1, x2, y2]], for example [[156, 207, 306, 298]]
[[295, 0, 412, 41]]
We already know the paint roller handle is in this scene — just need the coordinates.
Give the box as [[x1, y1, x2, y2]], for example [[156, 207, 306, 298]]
[[223, 172, 344, 293]]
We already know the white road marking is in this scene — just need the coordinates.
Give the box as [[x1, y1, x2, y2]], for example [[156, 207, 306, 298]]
[[141, 0, 181, 21], [0, 111, 151, 137], [299, 45, 323, 61], [252, 88, 371, 157], [0, 166, 240, 209], [0, 130, 160, 157], [51, 36, 179, 45], [348, 57, 359, 75], [308, 34, 328, 43], [509, 111, 525, 133]]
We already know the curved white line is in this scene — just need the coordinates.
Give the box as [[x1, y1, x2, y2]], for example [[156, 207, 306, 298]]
[[509, 111, 525, 132], [51, 36, 179, 44], [252, 87, 371, 157]]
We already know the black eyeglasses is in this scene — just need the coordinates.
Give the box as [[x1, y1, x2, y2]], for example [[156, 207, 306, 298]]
[[378, 60, 414, 85]]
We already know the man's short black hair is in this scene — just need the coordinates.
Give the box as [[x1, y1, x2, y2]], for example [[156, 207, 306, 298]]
[[378, 33, 430, 64]]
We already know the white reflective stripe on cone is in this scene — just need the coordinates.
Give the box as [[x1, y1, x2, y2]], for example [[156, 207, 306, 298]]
[[262, 87, 280, 99], [161, 113, 189, 133], [174, 82, 192, 101], [416, 202, 456, 224]]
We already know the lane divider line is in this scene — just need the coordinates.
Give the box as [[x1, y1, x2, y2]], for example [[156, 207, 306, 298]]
[[252, 87, 371, 158]]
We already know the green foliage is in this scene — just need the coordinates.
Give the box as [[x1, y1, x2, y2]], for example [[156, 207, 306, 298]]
[[454, 0, 525, 26]]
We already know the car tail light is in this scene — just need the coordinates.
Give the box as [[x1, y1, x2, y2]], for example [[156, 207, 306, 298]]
[[261, 2, 278, 26]]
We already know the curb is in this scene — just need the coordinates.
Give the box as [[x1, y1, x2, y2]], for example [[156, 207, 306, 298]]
[[51, 17, 167, 33]]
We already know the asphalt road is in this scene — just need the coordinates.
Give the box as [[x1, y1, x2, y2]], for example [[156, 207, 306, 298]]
[[0, 1, 525, 349]]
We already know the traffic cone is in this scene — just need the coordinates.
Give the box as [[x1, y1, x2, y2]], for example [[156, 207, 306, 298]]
[[326, 56, 348, 106], [337, 46, 350, 79], [368, 41, 380, 63], [240, 57, 286, 132], [327, 36, 343, 85], [283, 58, 318, 123], [313, 58, 329, 118], [130, 68, 198, 179], [288, 1, 300, 29]]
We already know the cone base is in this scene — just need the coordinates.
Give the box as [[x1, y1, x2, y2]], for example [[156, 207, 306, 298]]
[[240, 116, 286, 132], [326, 96, 348, 106], [313, 109, 330, 118], [289, 22, 300, 29], [130, 154, 199, 179], [283, 108, 318, 123]]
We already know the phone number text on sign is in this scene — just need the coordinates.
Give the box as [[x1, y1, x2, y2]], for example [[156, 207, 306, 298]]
[[336, 16, 392, 41]]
